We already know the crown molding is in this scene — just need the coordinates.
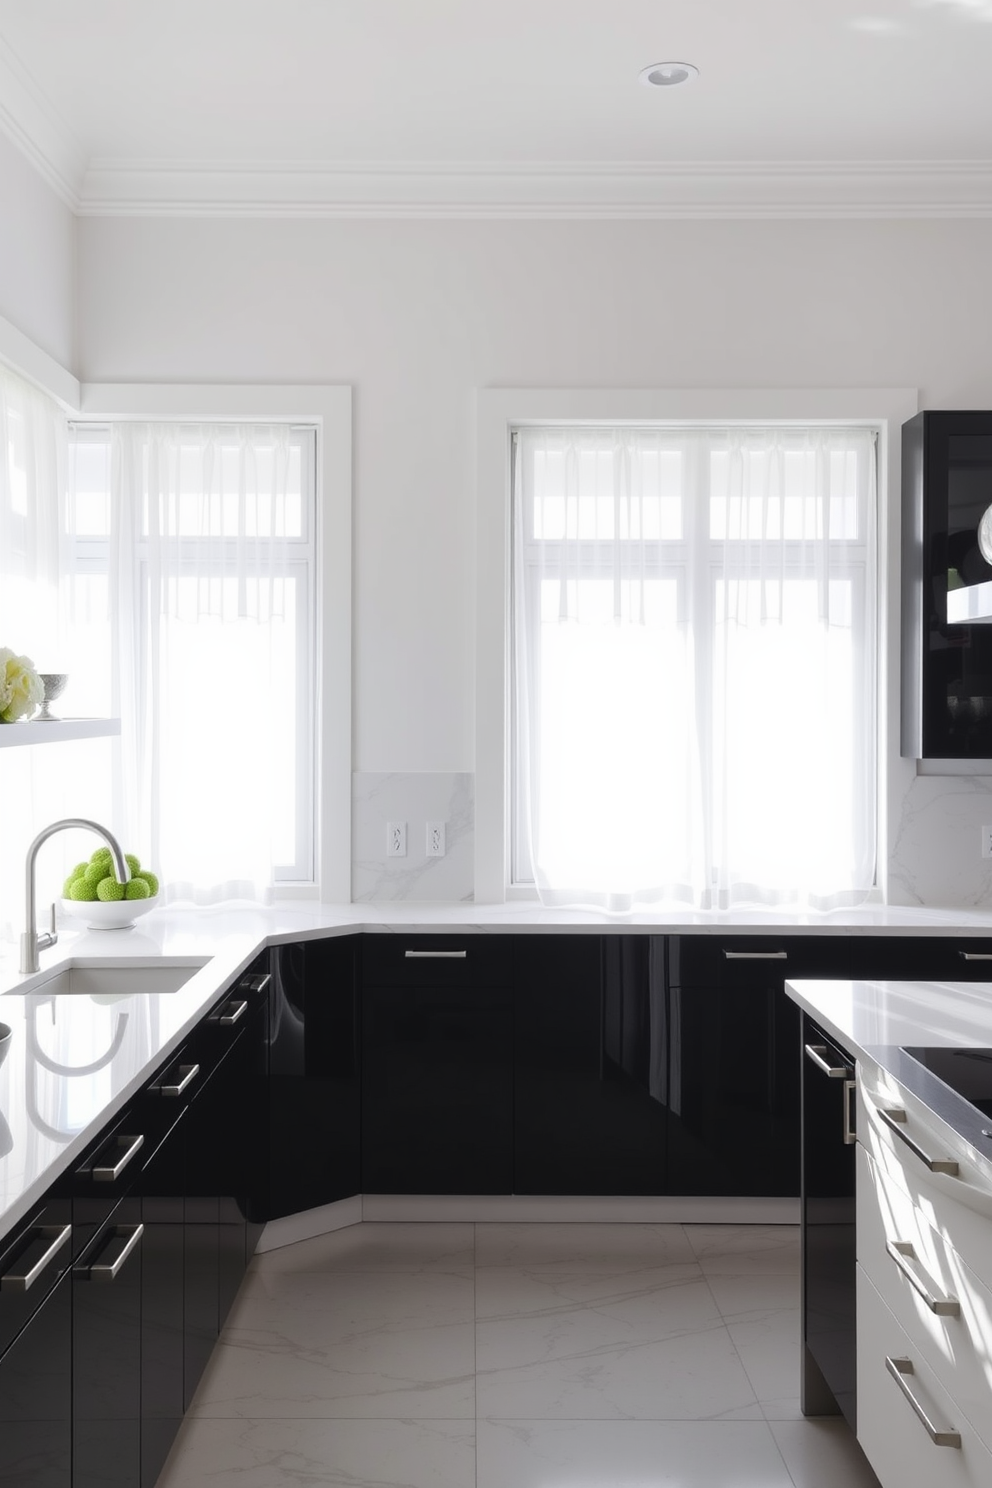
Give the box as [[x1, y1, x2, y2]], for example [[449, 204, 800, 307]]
[[0, 39, 85, 206], [74, 157, 992, 219]]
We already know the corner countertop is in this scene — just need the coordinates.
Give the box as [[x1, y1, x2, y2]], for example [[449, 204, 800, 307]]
[[2, 898, 992, 1247]]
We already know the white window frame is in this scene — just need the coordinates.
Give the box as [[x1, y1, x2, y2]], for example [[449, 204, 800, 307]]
[[75, 382, 352, 902], [476, 387, 919, 906], [67, 420, 319, 885]]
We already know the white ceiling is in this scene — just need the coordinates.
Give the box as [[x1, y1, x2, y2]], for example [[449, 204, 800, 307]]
[[2, 0, 992, 216]]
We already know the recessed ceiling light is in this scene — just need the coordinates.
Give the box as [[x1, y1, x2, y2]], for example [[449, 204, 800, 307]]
[[638, 61, 699, 88]]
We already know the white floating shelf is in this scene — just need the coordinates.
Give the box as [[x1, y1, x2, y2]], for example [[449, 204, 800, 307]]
[[0, 717, 121, 748], [947, 581, 992, 625]]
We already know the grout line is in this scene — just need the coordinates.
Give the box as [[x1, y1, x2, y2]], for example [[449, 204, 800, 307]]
[[473, 1219, 479, 1488]]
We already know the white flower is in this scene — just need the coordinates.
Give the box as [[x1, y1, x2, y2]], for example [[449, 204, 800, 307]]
[[0, 648, 44, 722]]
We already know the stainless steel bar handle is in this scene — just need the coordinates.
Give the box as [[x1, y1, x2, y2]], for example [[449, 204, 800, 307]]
[[723, 950, 787, 960], [886, 1241, 960, 1317], [84, 1224, 144, 1283], [238, 973, 271, 993], [157, 1063, 200, 1097], [959, 952, 992, 961], [218, 1000, 248, 1026], [404, 950, 467, 959], [805, 1043, 853, 1079], [0, 1224, 72, 1293], [885, 1356, 961, 1447], [92, 1133, 144, 1182], [877, 1108, 959, 1176], [843, 1080, 857, 1144]]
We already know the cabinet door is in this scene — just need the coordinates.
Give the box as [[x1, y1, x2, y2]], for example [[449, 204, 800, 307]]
[[138, 1103, 188, 1488], [268, 938, 360, 1219], [0, 1271, 71, 1488], [362, 980, 513, 1194], [667, 979, 800, 1196], [903, 410, 992, 759], [73, 1195, 143, 1488], [514, 936, 668, 1195], [183, 1055, 225, 1408]]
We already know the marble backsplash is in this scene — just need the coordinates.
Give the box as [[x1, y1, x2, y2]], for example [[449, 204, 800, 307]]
[[888, 771, 992, 908], [351, 769, 992, 909], [351, 773, 474, 901]]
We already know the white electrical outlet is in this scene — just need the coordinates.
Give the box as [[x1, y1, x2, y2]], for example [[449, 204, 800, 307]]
[[983, 825, 992, 860], [386, 821, 407, 858], [426, 821, 446, 857]]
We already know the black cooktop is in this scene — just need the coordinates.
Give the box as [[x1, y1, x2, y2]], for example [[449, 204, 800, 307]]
[[902, 1047, 992, 1119]]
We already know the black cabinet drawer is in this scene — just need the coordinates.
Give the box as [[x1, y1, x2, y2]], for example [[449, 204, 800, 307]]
[[0, 1199, 73, 1359], [362, 934, 513, 987], [670, 935, 856, 987], [72, 1111, 148, 1258]]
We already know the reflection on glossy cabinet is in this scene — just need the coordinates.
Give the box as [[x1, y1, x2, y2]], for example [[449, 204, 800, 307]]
[[0, 1270, 72, 1488], [268, 937, 360, 1218], [362, 937, 513, 1194], [668, 940, 801, 1197], [514, 936, 668, 1195]]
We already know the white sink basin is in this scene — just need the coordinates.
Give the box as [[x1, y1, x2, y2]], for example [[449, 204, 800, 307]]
[[21, 960, 209, 998]]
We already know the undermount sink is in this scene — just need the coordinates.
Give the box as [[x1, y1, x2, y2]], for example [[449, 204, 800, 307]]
[[18, 960, 209, 998]]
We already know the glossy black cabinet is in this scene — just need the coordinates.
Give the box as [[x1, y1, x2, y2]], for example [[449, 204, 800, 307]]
[[362, 936, 513, 1193], [666, 938, 826, 1196], [137, 1089, 188, 1488], [73, 1194, 144, 1488], [268, 937, 359, 1218], [0, 1204, 73, 1488], [902, 410, 992, 758], [800, 1014, 857, 1428], [514, 936, 668, 1195]]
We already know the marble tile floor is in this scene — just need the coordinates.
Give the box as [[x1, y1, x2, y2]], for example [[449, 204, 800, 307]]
[[156, 1221, 882, 1488]]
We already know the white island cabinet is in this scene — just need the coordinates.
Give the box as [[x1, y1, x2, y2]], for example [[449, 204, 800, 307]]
[[856, 1059, 992, 1486]]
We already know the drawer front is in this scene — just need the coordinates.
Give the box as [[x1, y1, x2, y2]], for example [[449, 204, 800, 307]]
[[0, 1199, 73, 1358], [671, 934, 992, 988], [857, 1265, 992, 1488], [670, 935, 854, 987], [858, 1073, 992, 1293], [71, 1110, 148, 1256], [361, 934, 514, 988], [858, 1145, 992, 1454]]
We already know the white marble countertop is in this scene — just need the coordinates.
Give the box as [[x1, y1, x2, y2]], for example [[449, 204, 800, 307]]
[[3, 897, 992, 1247], [784, 976, 992, 1060]]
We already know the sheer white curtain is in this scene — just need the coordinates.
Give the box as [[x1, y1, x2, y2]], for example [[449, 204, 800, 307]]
[[110, 423, 302, 904], [0, 368, 94, 943], [512, 424, 877, 912]]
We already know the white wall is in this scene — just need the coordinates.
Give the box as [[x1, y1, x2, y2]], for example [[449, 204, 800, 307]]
[[74, 215, 992, 903], [0, 132, 75, 371]]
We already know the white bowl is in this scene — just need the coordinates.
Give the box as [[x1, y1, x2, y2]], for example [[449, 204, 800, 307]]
[[61, 894, 159, 931]]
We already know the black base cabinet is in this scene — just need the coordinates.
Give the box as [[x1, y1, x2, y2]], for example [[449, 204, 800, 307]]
[[800, 1013, 857, 1428], [361, 936, 513, 1194], [267, 938, 360, 1220], [73, 1195, 144, 1488], [514, 936, 668, 1195], [0, 1202, 73, 1488]]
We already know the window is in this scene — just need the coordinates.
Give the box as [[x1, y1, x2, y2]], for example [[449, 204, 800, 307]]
[[66, 421, 317, 897], [511, 423, 877, 911]]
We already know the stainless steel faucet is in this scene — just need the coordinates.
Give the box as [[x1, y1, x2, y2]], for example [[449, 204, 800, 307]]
[[21, 818, 131, 974]]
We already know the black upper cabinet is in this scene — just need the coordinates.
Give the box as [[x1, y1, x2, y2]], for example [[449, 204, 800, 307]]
[[361, 936, 513, 1194], [902, 410, 992, 758], [267, 936, 360, 1219], [514, 936, 668, 1196]]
